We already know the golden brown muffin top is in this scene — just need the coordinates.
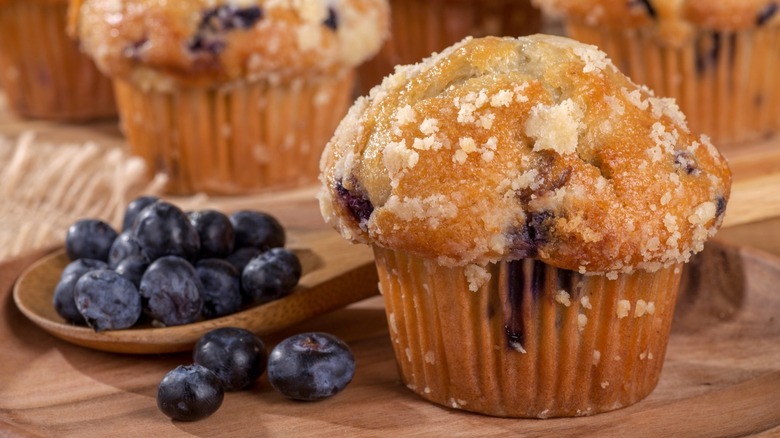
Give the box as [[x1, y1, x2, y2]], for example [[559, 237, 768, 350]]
[[533, 0, 780, 31], [319, 35, 732, 276], [68, 0, 389, 91]]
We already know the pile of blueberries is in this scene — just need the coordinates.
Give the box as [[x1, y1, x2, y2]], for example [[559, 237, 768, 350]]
[[159, 327, 356, 421], [53, 196, 303, 331]]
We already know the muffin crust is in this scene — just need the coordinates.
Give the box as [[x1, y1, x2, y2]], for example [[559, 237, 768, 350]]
[[319, 35, 732, 275], [68, 0, 389, 90]]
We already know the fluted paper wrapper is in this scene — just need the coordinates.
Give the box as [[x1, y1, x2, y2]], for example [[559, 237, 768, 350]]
[[114, 70, 354, 196], [567, 23, 780, 146], [0, 1, 116, 121], [374, 247, 683, 418]]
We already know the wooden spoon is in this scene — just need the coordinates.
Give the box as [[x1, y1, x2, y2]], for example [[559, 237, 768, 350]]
[[13, 229, 378, 354]]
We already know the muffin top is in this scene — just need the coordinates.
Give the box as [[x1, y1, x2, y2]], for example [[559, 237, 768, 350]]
[[533, 0, 780, 31], [68, 0, 389, 91], [319, 35, 731, 276]]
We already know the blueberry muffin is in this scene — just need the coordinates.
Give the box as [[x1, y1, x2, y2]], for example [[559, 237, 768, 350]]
[[319, 34, 731, 417], [69, 0, 389, 195], [0, 0, 115, 120], [534, 0, 780, 146], [357, 0, 542, 94]]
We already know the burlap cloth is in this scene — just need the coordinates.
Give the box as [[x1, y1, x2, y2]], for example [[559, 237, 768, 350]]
[[0, 131, 166, 260]]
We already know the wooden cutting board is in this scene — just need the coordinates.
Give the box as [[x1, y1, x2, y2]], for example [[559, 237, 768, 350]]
[[1, 238, 779, 436]]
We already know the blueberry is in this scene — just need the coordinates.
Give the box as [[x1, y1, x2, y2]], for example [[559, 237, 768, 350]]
[[195, 259, 242, 319], [757, 3, 778, 26], [225, 247, 263, 273], [241, 248, 302, 304], [631, 0, 656, 19], [323, 7, 338, 30], [115, 255, 150, 288], [716, 195, 727, 218], [674, 150, 699, 175], [139, 256, 204, 326], [335, 180, 373, 231], [65, 219, 118, 261], [193, 327, 267, 391], [188, 5, 263, 54], [122, 195, 159, 231], [74, 269, 142, 331], [132, 201, 201, 261], [53, 274, 87, 325], [61, 258, 108, 280], [108, 230, 148, 269], [267, 332, 355, 401], [54, 258, 109, 325], [157, 364, 224, 421], [229, 210, 285, 250], [188, 210, 235, 259], [508, 210, 552, 259]]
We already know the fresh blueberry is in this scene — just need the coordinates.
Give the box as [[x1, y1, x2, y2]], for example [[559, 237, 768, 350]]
[[108, 230, 149, 269], [193, 327, 267, 391], [132, 201, 201, 261], [241, 248, 302, 304], [195, 259, 242, 319], [157, 364, 224, 421], [115, 255, 150, 288], [229, 210, 285, 250], [139, 256, 204, 326], [267, 332, 355, 401], [225, 247, 264, 273], [61, 258, 108, 280], [74, 269, 142, 331], [54, 258, 109, 325], [65, 219, 118, 261], [188, 210, 235, 259], [122, 195, 159, 231], [53, 274, 87, 325]]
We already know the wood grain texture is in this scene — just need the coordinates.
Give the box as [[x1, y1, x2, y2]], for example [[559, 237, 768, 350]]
[[1, 238, 779, 437], [12, 230, 377, 354]]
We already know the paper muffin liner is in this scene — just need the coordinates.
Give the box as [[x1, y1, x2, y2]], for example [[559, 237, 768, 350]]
[[357, 0, 541, 94], [0, 0, 116, 121], [566, 22, 780, 147], [374, 247, 683, 418], [113, 70, 354, 196]]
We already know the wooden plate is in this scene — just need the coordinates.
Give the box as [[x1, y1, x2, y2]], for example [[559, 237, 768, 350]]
[[12, 229, 378, 354]]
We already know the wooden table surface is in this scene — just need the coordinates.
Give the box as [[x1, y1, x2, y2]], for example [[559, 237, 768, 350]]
[[2, 95, 780, 437]]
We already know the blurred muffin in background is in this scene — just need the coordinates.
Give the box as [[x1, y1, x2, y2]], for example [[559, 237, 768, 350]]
[[69, 0, 389, 196], [0, 0, 115, 121], [356, 0, 542, 95], [533, 0, 780, 146]]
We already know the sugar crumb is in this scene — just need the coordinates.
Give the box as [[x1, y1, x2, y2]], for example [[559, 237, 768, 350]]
[[525, 99, 584, 155], [395, 105, 417, 126], [490, 90, 514, 107], [555, 290, 571, 307], [577, 313, 588, 331], [419, 118, 439, 135], [464, 264, 491, 292], [580, 296, 592, 309], [616, 300, 631, 318]]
